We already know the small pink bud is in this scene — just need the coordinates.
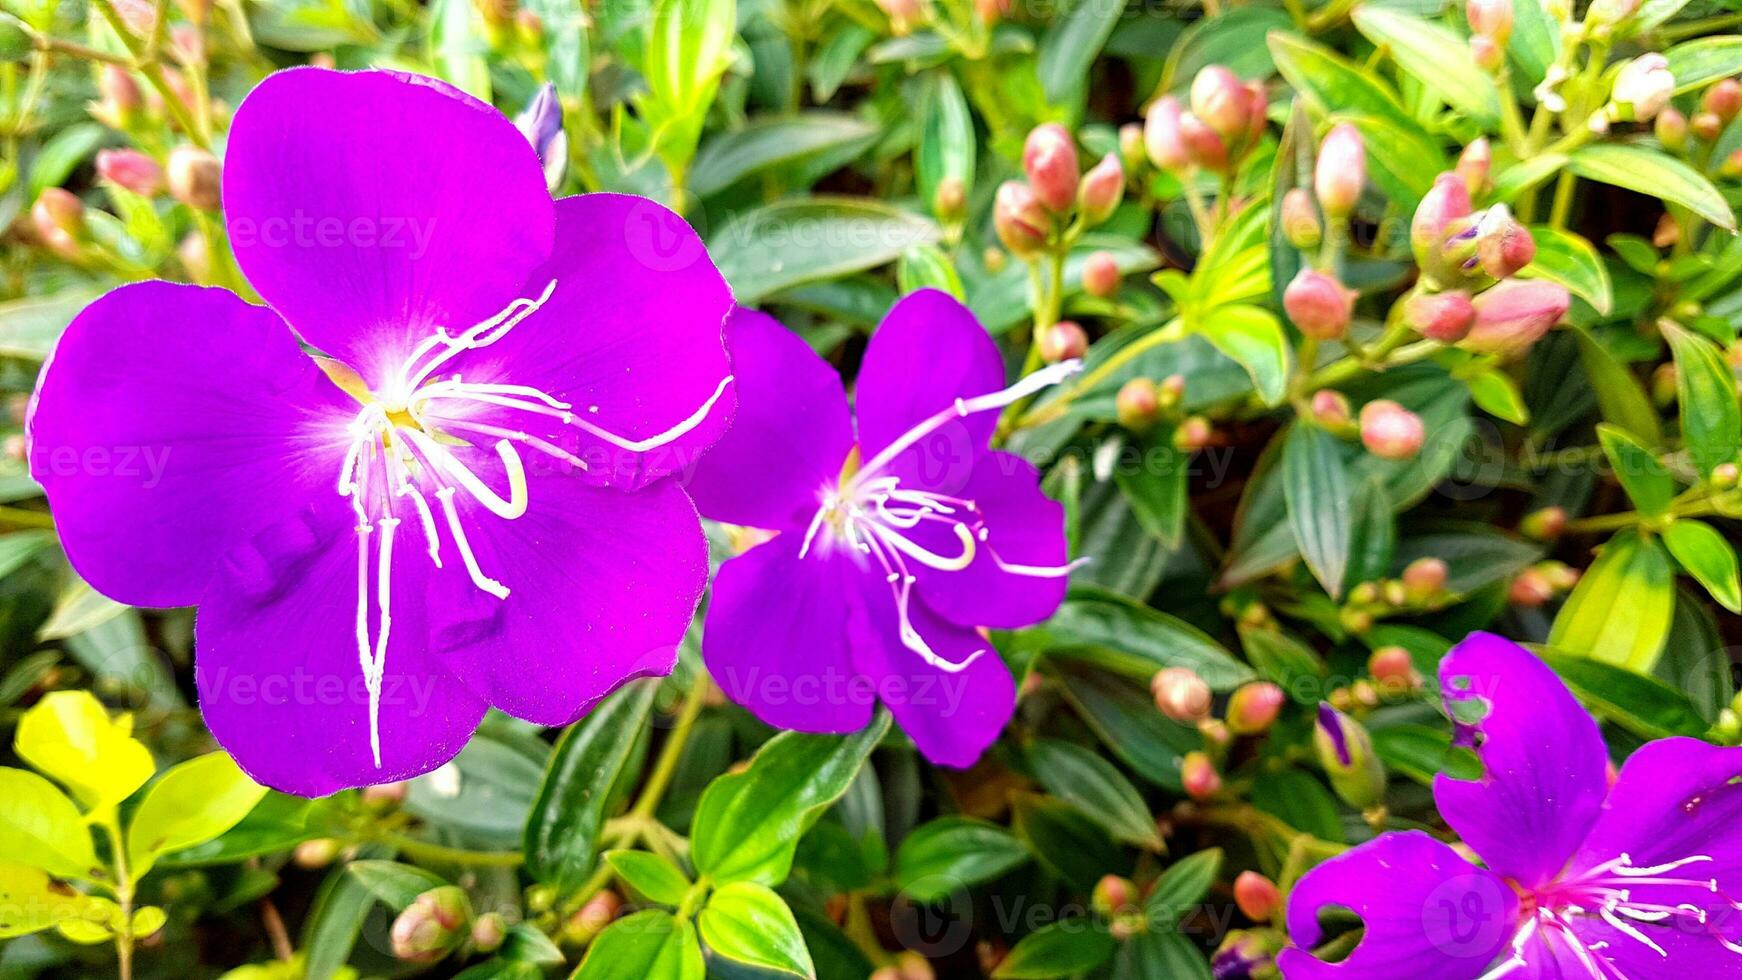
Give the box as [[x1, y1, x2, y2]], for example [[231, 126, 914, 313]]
[[178, 232, 210, 283], [31, 188, 83, 260], [96, 65, 144, 128], [1152, 666, 1212, 722], [1723, 148, 1742, 179], [1706, 79, 1742, 124], [933, 176, 966, 221], [1173, 415, 1214, 451], [1466, 0, 1514, 44], [1226, 682, 1285, 735], [1243, 82, 1270, 146], [1520, 505, 1568, 540], [1144, 97, 1190, 173], [1470, 35, 1504, 73], [167, 145, 221, 210], [1078, 153, 1124, 224], [1359, 400, 1425, 460], [1475, 205, 1536, 278], [390, 887, 471, 963], [1310, 389, 1352, 429], [1182, 752, 1222, 800], [1082, 250, 1121, 297], [471, 913, 507, 953], [96, 148, 164, 196], [1118, 122, 1146, 172], [1456, 138, 1492, 195], [1368, 646, 1420, 694], [1402, 557, 1449, 595], [1463, 279, 1570, 356], [1190, 65, 1250, 141], [1116, 378, 1160, 428], [1023, 123, 1080, 213], [1281, 187, 1321, 249], [1411, 173, 1474, 276], [1233, 872, 1281, 921], [1039, 321, 1088, 363], [1314, 123, 1366, 219], [1612, 54, 1674, 122], [1178, 111, 1229, 171], [1509, 568, 1554, 607], [994, 181, 1049, 259], [1656, 107, 1689, 150], [1712, 462, 1739, 487], [1404, 290, 1476, 343], [1693, 111, 1724, 142], [1284, 268, 1356, 340], [1092, 875, 1139, 916], [1157, 374, 1186, 409], [564, 890, 621, 945]]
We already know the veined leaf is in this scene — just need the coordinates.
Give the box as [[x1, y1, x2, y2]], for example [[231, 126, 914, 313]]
[[1351, 7, 1499, 127], [1568, 144, 1735, 231], [1522, 226, 1611, 315], [1282, 423, 1354, 598], [1549, 530, 1676, 672], [1664, 520, 1741, 612], [1661, 320, 1741, 476]]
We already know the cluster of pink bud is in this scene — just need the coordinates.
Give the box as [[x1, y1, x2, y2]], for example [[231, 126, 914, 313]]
[[1144, 65, 1267, 176], [1609, 53, 1675, 123], [1279, 126, 1367, 339], [1509, 561, 1580, 607], [1466, 0, 1513, 71], [1115, 374, 1185, 430], [994, 124, 1125, 260]]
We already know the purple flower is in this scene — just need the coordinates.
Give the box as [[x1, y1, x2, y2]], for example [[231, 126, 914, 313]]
[[26, 68, 735, 795], [686, 291, 1078, 767], [1279, 632, 1742, 979]]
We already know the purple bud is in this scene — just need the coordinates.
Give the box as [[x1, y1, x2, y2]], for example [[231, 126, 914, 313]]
[[515, 83, 568, 191], [1314, 123, 1366, 219], [1462, 279, 1570, 356], [1284, 268, 1356, 340], [1077, 152, 1124, 224], [1023, 123, 1080, 213], [1313, 703, 1385, 808], [1144, 96, 1190, 173]]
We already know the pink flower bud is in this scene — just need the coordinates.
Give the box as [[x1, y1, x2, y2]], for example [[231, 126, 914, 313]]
[[1023, 123, 1080, 213], [1612, 53, 1674, 122], [1466, 0, 1514, 44], [1179, 112, 1230, 171], [96, 148, 164, 196], [1284, 268, 1356, 340], [1508, 568, 1554, 607], [1706, 78, 1742, 124], [390, 887, 471, 963], [1226, 682, 1285, 735], [993, 181, 1049, 259], [1463, 279, 1570, 356], [1368, 646, 1420, 694], [1151, 666, 1212, 722], [933, 176, 966, 221], [1144, 97, 1190, 173], [1118, 123, 1145, 172], [1402, 557, 1449, 595], [1359, 400, 1425, 460], [1310, 389, 1352, 429], [1456, 138, 1492, 195], [1693, 111, 1724, 142], [178, 232, 210, 283], [1520, 506, 1568, 540], [1411, 172, 1474, 273], [1404, 290, 1476, 342], [1078, 153, 1124, 224], [1039, 321, 1088, 363], [1082, 250, 1121, 297], [1234, 872, 1281, 921], [1656, 106, 1689, 150], [31, 188, 83, 260], [1314, 123, 1366, 219], [167, 145, 221, 210], [1182, 751, 1222, 800], [1173, 416, 1214, 451], [1190, 65, 1251, 141], [1116, 378, 1160, 428], [1281, 187, 1321, 248], [1243, 81, 1271, 148], [1092, 875, 1139, 916], [1157, 373, 1186, 409], [1475, 206, 1536, 278], [1470, 35, 1504, 73], [96, 65, 144, 128]]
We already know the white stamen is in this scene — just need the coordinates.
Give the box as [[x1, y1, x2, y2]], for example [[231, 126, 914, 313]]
[[435, 488, 510, 599], [368, 517, 399, 767]]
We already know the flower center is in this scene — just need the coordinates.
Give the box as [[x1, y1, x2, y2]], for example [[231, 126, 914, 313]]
[[798, 360, 1085, 675], [334, 280, 733, 766]]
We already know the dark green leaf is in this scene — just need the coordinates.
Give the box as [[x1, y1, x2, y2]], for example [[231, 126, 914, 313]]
[[1663, 520, 1741, 612], [894, 817, 1031, 901], [994, 920, 1117, 979], [1027, 739, 1160, 848], [1282, 423, 1354, 599]]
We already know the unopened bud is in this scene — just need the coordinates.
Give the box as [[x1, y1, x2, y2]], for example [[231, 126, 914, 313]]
[[361, 780, 408, 811], [96, 148, 164, 196], [1313, 704, 1386, 809], [1694, 111, 1724, 142], [1401, 557, 1448, 597], [993, 181, 1048, 259], [1412, 173, 1475, 284], [1611, 54, 1674, 122], [1092, 875, 1139, 917], [1226, 682, 1285, 735], [564, 890, 621, 945], [1310, 389, 1352, 430], [1710, 461, 1739, 487], [1706, 78, 1742, 125], [1314, 123, 1366, 220], [1151, 666, 1212, 722], [1190, 65, 1252, 141], [514, 83, 567, 192], [166, 146, 221, 210], [1282, 187, 1321, 249], [1173, 415, 1214, 451], [1509, 567, 1555, 606], [1539, 560, 1579, 592], [933, 176, 967, 222], [1657, 107, 1690, 151], [895, 951, 935, 980], [292, 838, 340, 869], [97, 66, 144, 128], [1466, 0, 1514, 45], [1463, 279, 1570, 356], [1284, 268, 1356, 340], [1359, 400, 1425, 460], [1520, 505, 1568, 540], [1456, 138, 1492, 196], [1587, 0, 1641, 26], [1118, 123, 1145, 172], [1178, 112, 1230, 171], [178, 232, 210, 284], [1039, 321, 1088, 363], [1157, 374, 1186, 410], [1475, 205, 1536, 278], [1233, 872, 1281, 921], [1368, 646, 1419, 694], [1023, 123, 1080, 213], [1213, 932, 1278, 980], [1082, 250, 1121, 297], [1654, 214, 1682, 250], [1404, 290, 1476, 343], [1144, 97, 1190, 173], [31, 188, 84, 259], [471, 913, 507, 953], [1182, 751, 1221, 800], [1078, 153, 1124, 225], [1116, 377, 1160, 429], [1471, 35, 1504, 72], [875, 0, 922, 34], [1724, 149, 1742, 179], [390, 887, 471, 963]]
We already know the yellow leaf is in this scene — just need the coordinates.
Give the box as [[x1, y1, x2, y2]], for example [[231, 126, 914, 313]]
[[0, 768, 100, 880], [14, 691, 154, 810], [127, 753, 267, 878], [0, 863, 115, 939]]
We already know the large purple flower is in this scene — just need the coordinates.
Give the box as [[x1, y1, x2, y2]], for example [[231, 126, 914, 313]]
[[1279, 632, 1742, 979], [26, 68, 735, 795], [686, 290, 1078, 767]]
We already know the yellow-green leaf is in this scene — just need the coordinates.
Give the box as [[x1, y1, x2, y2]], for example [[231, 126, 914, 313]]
[[1549, 530, 1676, 671], [14, 691, 154, 810], [0, 863, 115, 938], [0, 768, 99, 881], [126, 753, 267, 878], [1664, 520, 1741, 612]]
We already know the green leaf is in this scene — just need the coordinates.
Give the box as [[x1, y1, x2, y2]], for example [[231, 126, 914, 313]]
[[1112, 437, 1189, 548], [1115, 930, 1212, 980], [1574, 326, 1662, 446], [697, 882, 814, 978], [1661, 321, 1741, 476], [692, 712, 891, 886], [893, 816, 1030, 901], [28, 123, 105, 199], [0, 287, 103, 360], [1371, 724, 1454, 785], [1350, 7, 1499, 127], [126, 753, 266, 879], [1034, 590, 1255, 689], [643, 0, 736, 114], [0, 863, 116, 938], [1054, 667, 1193, 791], [0, 768, 98, 880], [1196, 304, 1289, 407], [1267, 33, 1413, 128], [1143, 848, 1222, 927], [994, 921, 1116, 979], [1468, 369, 1530, 425], [525, 0, 588, 98], [1282, 423, 1354, 599], [896, 243, 965, 299], [605, 850, 692, 906], [1549, 530, 1676, 672], [1663, 35, 1742, 93], [1568, 144, 1735, 231], [1506, 0, 1560, 85], [1027, 739, 1160, 849], [712, 198, 941, 305], [1663, 520, 1741, 612], [1329, 111, 1444, 210], [1011, 795, 1122, 891], [915, 71, 975, 211], [1521, 227, 1611, 315], [1240, 626, 1328, 702], [1250, 768, 1343, 840], [690, 113, 877, 198], [1597, 425, 1675, 515], [574, 909, 704, 980], [524, 681, 657, 898], [1038, 0, 1126, 102], [1539, 649, 1710, 739], [428, 0, 490, 99], [14, 690, 154, 810], [300, 857, 375, 980], [345, 860, 446, 909]]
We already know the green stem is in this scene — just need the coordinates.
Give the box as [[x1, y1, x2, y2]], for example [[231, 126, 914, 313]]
[[89, 0, 209, 148], [0, 506, 55, 529], [376, 832, 526, 867], [102, 819, 135, 980], [630, 676, 710, 821]]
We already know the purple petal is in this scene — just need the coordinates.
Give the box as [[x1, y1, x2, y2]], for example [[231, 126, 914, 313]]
[[28, 282, 354, 607], [425, 473, 708, 727], [223, 68, 554, 386], [195, 504, 487, 796], [849, 569, 1016, 768], [901, 450, 1069, 629], [1433, 632, 1608, 889], [437, 194, 734, 491], [702, 532, 874, 735], [1277, 831, 1521, 980], [1551, 914, 1742, 978], [853, 289, 1004, 483], [684, 308, 853, 529]]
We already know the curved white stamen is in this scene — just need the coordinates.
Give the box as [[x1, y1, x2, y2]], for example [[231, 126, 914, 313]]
[[403, 430, 529, 520], [1600, 905, 1666, 957], [435, 488, 509, 599], [368, 517, 399, 767], [566, 375, 734, 452], [402, 279, 558, 391], [437, 417, 592, 473], [869, 520, 977, 572], [856, 359, 1082, 480]]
